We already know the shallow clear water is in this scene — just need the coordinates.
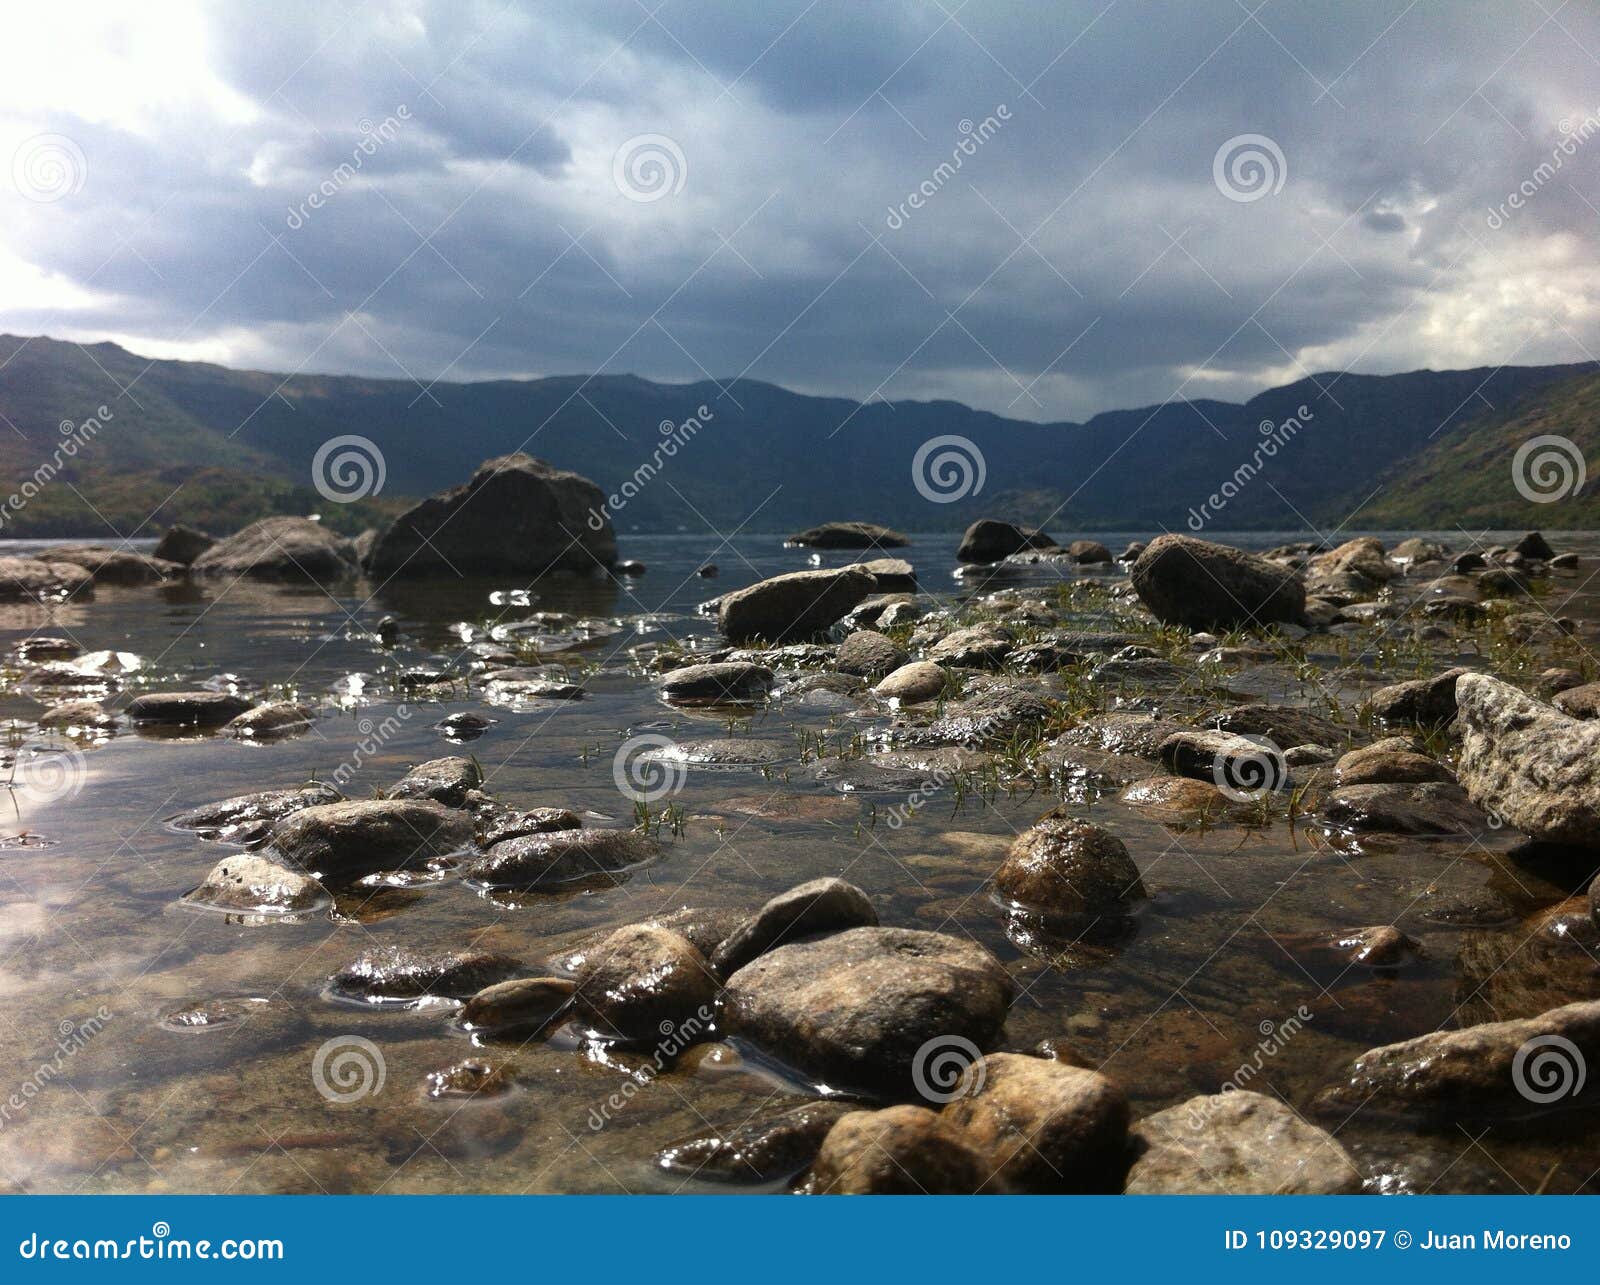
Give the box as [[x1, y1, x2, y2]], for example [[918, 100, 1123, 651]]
[[1, 529, 1598, 1194]]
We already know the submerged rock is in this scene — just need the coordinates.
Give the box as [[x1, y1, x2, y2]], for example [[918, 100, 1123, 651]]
[[270, 799, 474, 880], [943, 1053, 1129, 1192], [1130, 535, 1305, 630], [710, 878, 878, 977], [717, 568, 875, 642], [170, 783, 343, 843], [810, 1106, 985, 1194], [994, 818, 1146, 918], [224, 702, 314, 739], [182, 852, 328, 915], [1127, 1092, 1361, 1194], [1314, 1000, 1600, 1123], [127, 691, 253, 727], [1319, 782, 1488, 836], [659, 1101, 853, 1183], [459, 976, 575, 1031], [1456, 673, 1600, 847], [721, 926, 1014, 1095], [330, 946, 523, 1005], [463, 827, 657, 888]]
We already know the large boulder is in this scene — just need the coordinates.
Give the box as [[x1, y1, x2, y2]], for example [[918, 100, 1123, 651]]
[[191, 517, 358, 582], [717, 568, 875, 642], [957, 519, 1054, 564], [1456, 673, 1600, 847], [1127, 1092, 1361, 1194], [785, 521, 909, 549], [1130, 535, 1305, 630], [721, 926, 1014, 1095], [367, 453, 614, 578]]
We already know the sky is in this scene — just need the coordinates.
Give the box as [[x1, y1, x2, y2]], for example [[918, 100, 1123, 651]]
[[3, 0, 1600, 423]]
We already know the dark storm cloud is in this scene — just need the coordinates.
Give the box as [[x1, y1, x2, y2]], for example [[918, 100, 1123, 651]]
[[3, 0, 1600, 420]]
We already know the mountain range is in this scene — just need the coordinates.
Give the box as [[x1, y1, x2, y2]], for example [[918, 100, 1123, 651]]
[[0, 333, 1596, 538]]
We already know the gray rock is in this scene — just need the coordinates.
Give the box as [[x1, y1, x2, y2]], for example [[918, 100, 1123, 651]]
[[1320, 782, 1489, 836], [994, 818, 1146, 918], [810, 1105, 986, 1194], [170, 783, 344, 843], [721, 926, 1014, 1095], [269, 799, 474, 879], [659, 1101, 853, 1183], [36, 700, 116, 732], [0, 556, 92, 601], [35, 545, 179, 584], [1553, 682, 1600, 719], [834, 630, 905, 678], [957, 519, 1055, 564], [900, 685, 1053, 747], [1367, 667, 1469, 725], [1127, 1092, 1361, 1194], [1314, 1000, 1600, 1123], [223, 702, 314, 739], [943, 1053, 1129, 1192], [785, 522, 909, 549], [191, 517, 358, 582], [1065, 539, 1113, 565], [847, 557, 917, 591], [717, 568, 876, 642], [574, 924, 719, 1043], [387, 755, 484, 807], [182, 852, 328, 915], [1059, 712, 1193, 760], [1456, 673, 1600, 847], [1333, 739, 1451, 786], [462, 827, 657, 888], [127, 691, 252, 727], [710, 878, 878, 977], [368, 453, 615, 577], [1207, 703, 1354, 751], [549, 907, 742, 975], [926, 625, 1012, 668], [474, 806, 582, 846], [1159, 729, 1288, 795], [1130, 535, 1305, 630], [658, 661, 774, 703], [874, 660, 947, 704], [329, 946, 523, 1005], [152, 523, 214, 566]]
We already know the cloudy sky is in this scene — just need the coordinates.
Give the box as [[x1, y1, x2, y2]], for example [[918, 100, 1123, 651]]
[[3, 0, 1600, 422]]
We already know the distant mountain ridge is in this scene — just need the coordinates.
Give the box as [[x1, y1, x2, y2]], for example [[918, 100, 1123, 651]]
[[0, 333, 1594, 537]]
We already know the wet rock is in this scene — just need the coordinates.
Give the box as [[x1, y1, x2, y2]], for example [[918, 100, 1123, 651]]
[[475, 806, 582, 846], [191, 517, 358, 582], [844, 593, 918, 630], [425, 1059, 517, 1100], [170, 783, 343, 843], [459, 976, 575, 1030], [957, 519, 1055, 564], [721, 927, 1014, 1095], [1552, 552, 1580, 570], [1515, 531, 1556, 560], [1127, 1092, 1361, 1194], [1059, 712, 1193, 760], [659, 1101, 854, 1183], [153, 522, 215, 566], [1065, 539, 1112, 565], [0, 556, 92, 601], [574, 925, 719, 1043], [437, 711, 494, 740], [787, 522, 908, 549], [926, 625, 1012, 668], [182, 852, 328, 915], [874, 660, 947, 704], [387, 755, 484, 807], [1119, 775, 1243, 822], [127, 690, 253, 727], [834, 630, 905, 679], [224, 702, 314, 739], [1391, 537, 1449, 564], [36, 700, 116, 731], [811, 1106, 986, 1194], [645, 737, 788, 768], [1553, 682, 1600, 719], [1090, 652, 1190, 686], [710, 878, 878, 977], [270, 799, 475, 880], [368, 453, 615, 577], [1456, 673, 1600, 847], [995, 818, 1145, 918], [658, 661, 774, 703], [1207, 703, 1353, 751], [696, 563, 718, 577], [1333, 739, 1451, 786], [550, 908, 742, 975], [902, 685, 1052, 747], [1283, 743, 1335, 766], [1304, 537, 1395, 597], [1039, 743, 1148, 795], [1270, 926, 1423, 980], [1320, 783, 1488, 836], [463, 827, 658, 888], [1159, 730, 1288, 794], [614, 560, 646, 576], [1313, 1000, 1600, 1123], [717, 567, 875, 643], [330, 946, 523, 1005], [1367, 668, 1469, 725], [15, 636, 81, 662], [944, 1053, 1129, 1192], [1130, 535, 1305, 630], [814, 745, 988, 793]]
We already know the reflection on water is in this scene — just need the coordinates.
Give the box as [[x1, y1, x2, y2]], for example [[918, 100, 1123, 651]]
[[0, 531, 1597, 1193]]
